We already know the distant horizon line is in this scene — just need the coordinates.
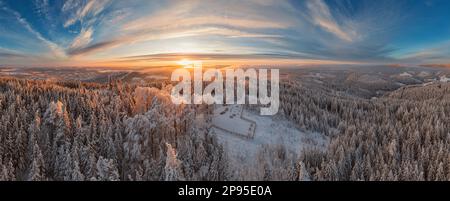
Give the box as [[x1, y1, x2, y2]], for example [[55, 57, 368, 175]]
[[1, 63, 450, 70]]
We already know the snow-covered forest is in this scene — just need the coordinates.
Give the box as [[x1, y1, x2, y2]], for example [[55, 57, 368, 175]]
[[0, 76, 449, 181], [0, 78, 229, 181], [280, 81, 450, 180]]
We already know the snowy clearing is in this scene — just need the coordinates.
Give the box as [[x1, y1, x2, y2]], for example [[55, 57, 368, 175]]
[[212, 105, 255, 139], [210, 105, 328, 175]]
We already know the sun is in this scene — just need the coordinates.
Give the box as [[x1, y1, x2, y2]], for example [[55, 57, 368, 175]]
[[176, 59, 202, 68], [177, 59, 192, 66]]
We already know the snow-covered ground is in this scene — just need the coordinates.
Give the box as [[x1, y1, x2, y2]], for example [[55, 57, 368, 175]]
[[399, 72, 413, 77], [440, 75, 450, 82], [418, 71, 431, 77], [212, 105, 255, 139], [210, 105, 328, 177]]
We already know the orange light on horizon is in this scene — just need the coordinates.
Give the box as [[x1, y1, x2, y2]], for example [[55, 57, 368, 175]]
[[176, 59, 202, 68]]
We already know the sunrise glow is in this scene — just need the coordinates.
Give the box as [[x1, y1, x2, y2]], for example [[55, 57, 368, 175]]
[[0, 0, 449, 68]]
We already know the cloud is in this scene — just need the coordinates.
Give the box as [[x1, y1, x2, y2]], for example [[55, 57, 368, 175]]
[[123, 15, 290, 32], [306, 0, 357, 42], [1, 6, 65, 58], [34, 0, 50, 18], [66, 0, 294, 58], [95, 52, 363, 68], [1, 0, 448, 67], [397, 41, 450, 64], [70, 27, 94, 49], [119, 52, 300, 62], [0, 47, 50, 66], [68, 38, 123, 57], [67, 26, 285, 57], [62, 0, 80, 12], [63, 0, 110, 28], [0, 52, 27, 58], [63, 0, 113, 57]]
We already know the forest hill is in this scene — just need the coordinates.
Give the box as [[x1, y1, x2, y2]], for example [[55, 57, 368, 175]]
[[170, 66, 280, 115]]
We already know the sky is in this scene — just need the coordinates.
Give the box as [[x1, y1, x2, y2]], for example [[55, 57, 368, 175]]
[[0, 0, 450, 68]]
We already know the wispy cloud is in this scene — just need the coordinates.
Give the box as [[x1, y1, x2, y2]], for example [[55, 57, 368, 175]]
[[123, 14, 291, 32], [116, 53, 296, 64], [63, 0, 111, 28], [0, 48, 27, 59], [1, 0, 449, 67], [63, 0, 113, 58], [34, 0, 50, 19], [1, 6, 65, 58], [397, 41, 450, 64], [70, 27, 94, 49], [67, 26, 287, 58], [67, 0, 294, 57], [306, 0, 357, 42]]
